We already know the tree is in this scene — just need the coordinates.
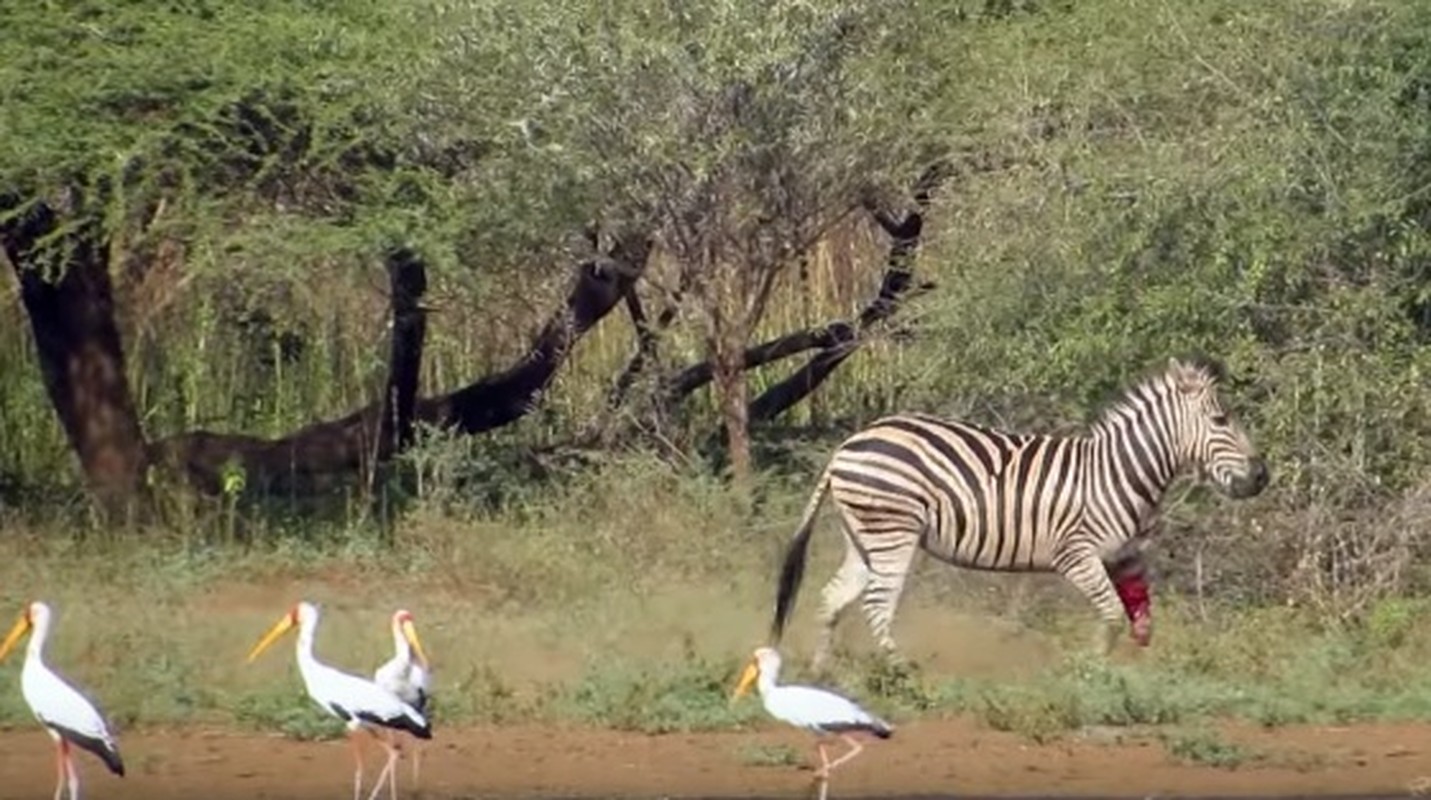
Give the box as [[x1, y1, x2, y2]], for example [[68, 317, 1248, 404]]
[[0, 3, 642, 513], [4, 0, 948, 515], [423, 0, 938, 485]]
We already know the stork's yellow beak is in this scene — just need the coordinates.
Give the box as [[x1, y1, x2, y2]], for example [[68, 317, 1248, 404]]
[[247, 610, 297, 663], [400, 619, 430, 668], [0, 611, 30, 662], [730, 659, 760, 703]]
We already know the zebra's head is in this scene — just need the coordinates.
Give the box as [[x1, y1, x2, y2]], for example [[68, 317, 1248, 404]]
[[1166, 356, 1269, 499]]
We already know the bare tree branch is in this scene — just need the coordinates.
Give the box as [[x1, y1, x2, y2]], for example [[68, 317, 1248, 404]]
[[749, 162, 950, 421], [150, 234, 653, 495]]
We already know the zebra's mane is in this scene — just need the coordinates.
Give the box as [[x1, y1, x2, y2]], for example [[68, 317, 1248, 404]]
[[1087, 355, 1225, 431], [1175, 352, 1228, 383]]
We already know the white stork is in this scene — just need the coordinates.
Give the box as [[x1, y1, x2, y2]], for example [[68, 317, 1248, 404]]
[[372, 609, 431, 791], [247, 601, 431, 800], [731, 646, 891, 790], [0, 601, 125, 800]]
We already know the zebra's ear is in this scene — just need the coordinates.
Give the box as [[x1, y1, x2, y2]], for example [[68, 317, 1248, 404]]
[[1168, 357, 1210, 395]]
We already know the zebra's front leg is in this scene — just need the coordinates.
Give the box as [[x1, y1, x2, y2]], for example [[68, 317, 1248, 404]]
[[1055, 549, 1128, 657], [811, 545, 870, 675], [1107, 551, 1152, 647]]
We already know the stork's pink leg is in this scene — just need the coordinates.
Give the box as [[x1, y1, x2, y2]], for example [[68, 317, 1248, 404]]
[[815, 741, 831, 779], [381, 730, 400, 800], [348, 728, 366, 800], [52, 738, 66, 800], [62, 739, 80, 800], [823, 734, 866, 774], [365, 730, 400, 800], [390, 737, 401, 800]]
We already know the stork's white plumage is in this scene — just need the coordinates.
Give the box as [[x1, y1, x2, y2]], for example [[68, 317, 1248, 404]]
[[374, 609, 430, 717], [247, 601, 431, 800], [372, 609, 431, 793], [731, 647, 891, 785], [0, 601, 124, 800]]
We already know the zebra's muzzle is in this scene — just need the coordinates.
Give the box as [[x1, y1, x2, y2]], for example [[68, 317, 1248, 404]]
[[1223, 457, 1270, 499]]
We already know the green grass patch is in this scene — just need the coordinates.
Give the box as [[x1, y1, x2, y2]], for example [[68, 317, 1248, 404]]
[[1161, 727, 1260, 769], [549, 652, 766, 734], [737, 743, 804, 767], [233, 687, 346, 742]]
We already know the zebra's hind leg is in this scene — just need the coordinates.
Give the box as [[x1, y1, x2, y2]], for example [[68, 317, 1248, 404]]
[[1054, 548, 1128, 657], [859, 537, 920, 668], [811, 544, 870, 675]]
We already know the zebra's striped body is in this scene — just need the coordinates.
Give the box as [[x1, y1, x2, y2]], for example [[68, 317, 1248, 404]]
[[771, 357, 1268, 671]]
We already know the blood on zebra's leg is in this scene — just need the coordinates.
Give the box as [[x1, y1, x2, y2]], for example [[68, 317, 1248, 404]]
[[1112, 565, 1152, 647]]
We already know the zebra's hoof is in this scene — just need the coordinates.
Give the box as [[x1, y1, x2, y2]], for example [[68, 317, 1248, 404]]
[[1131, 614, 1152, 646]]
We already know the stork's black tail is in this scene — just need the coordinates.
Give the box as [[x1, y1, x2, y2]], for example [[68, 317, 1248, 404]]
[[359, 709, 433, 741], [398, 716, 434, 741], [771, 466, 834, 644], [392, 708, 433, 741], [95, 742, 126, 776], [868, 717, 894, 739], [54, 724, 125, 776]]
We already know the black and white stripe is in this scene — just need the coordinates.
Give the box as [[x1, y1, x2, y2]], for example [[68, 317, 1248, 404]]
[[770, 356, 1269, 669]]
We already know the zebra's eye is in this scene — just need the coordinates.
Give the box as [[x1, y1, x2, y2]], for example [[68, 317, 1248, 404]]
[[1210, 414, 1229, 426]]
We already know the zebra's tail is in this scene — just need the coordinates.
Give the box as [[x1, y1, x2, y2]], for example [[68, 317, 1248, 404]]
[[771, 464, 834, 644]]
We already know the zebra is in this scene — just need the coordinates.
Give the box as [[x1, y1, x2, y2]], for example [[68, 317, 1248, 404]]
[[770, 356, 1269, 672]]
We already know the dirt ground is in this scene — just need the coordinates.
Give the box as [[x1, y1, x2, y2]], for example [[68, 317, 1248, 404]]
[[0, 719, 1428, 800]]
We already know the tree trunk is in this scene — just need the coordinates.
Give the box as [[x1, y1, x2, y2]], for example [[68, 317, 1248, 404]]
[[368, 245, 429, 518], [377, 246, 429, 456], [1, 192, 149, 521], [710, 319, 753, 491]]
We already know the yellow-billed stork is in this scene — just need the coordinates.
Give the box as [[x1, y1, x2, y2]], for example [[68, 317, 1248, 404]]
[[247, 601, 430, 800], [372, 609, 431, 791], [0, 601, 124, 800], [731, 647, 891, 784]]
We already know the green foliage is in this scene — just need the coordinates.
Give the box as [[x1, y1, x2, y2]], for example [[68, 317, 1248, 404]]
[[909, 600, 1431, 740], [889, 0, 1431, 498], [737, 743, 804, 767], [1161, 727, 1259, 769], [400, 423, 555, 514], [5, 0, 1428, 525], [1363, 597, 1428, 650], [419, 0, 935, 229], [857, 657, 941, 714], [435, 662, 525, 725], [551, 652, 764, 734], [0, 2, 449, 260], [233, 687, 345, 742]]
